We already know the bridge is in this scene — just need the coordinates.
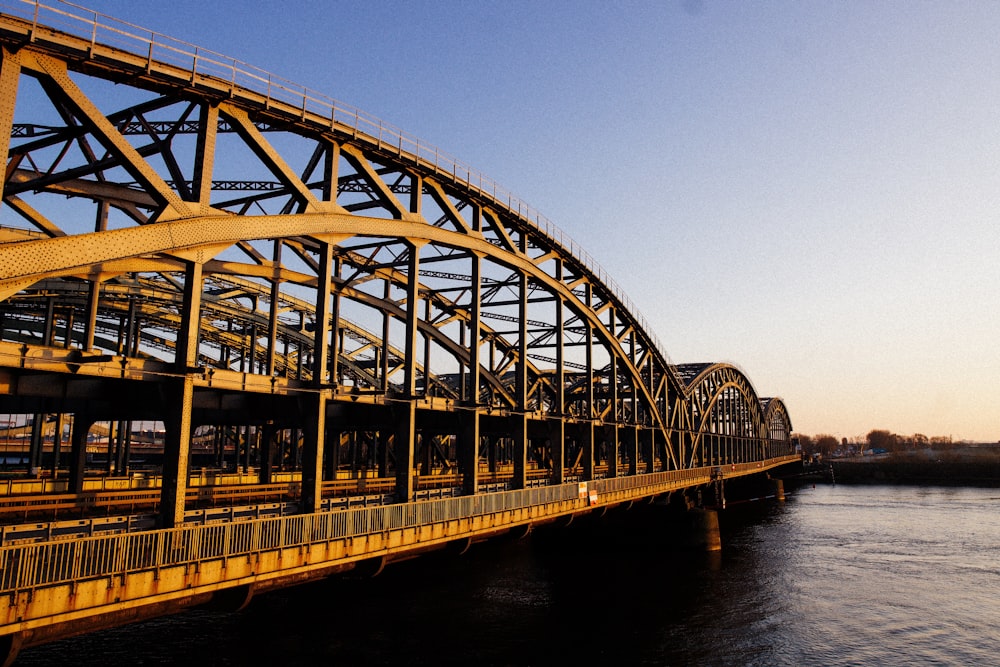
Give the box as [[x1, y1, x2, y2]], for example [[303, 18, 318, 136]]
[[0, 1, 797, 661]]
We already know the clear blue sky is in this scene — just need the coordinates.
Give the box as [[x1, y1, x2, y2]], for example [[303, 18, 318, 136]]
[[80, 1, 998, 442]]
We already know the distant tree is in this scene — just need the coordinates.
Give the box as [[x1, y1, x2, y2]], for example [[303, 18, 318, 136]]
[[930, 435, 954, 449], [867, 429, 898, 452], [814, 434, 839, 455], [793, 433, 813, 452]]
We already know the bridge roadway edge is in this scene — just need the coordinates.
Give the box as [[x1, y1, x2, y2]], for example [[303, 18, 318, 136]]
[[0, 457, 797, 656]]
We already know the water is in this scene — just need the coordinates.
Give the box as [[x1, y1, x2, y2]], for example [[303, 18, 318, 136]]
[[17, 484, 1000, 666]]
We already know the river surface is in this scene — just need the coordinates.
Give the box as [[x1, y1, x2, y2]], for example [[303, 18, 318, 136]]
[[17, 484, 1000, 666]]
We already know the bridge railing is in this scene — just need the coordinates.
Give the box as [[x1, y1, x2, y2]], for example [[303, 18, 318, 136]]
[[0, 458, 800, 595], [0, 0, 671, 367], [0, 482, 581, 593]]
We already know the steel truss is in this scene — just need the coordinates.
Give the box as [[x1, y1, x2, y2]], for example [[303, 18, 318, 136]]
[[0, 4, 793, 527]]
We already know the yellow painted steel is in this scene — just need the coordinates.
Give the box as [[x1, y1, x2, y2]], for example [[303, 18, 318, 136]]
[[0, 5, 800, 654]]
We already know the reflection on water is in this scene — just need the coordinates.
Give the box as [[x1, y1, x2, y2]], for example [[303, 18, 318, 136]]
[[18, 485, 1000, 666]]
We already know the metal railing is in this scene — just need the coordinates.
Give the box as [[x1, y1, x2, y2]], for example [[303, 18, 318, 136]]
[[0, 0, 672, 366], [0, 482, 581, 593], [0, 457, 800, 595]]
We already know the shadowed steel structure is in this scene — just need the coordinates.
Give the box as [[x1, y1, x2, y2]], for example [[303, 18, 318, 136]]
[[0, 1, 796, 657]]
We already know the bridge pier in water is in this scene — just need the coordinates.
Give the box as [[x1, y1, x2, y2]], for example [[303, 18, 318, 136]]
[[686, 507, 723, 552]]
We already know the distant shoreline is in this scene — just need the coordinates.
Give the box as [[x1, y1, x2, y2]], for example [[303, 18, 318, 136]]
[[829, 458, 1000, 487]]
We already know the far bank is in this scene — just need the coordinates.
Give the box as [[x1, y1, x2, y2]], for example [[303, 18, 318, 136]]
[[829, 447, 1000, 486]]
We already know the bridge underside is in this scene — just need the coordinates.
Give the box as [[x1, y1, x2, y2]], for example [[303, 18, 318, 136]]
[[0, 3, 798, 657]]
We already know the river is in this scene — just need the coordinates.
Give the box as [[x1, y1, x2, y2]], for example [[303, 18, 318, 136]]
[[17, 484, 1000, 665]]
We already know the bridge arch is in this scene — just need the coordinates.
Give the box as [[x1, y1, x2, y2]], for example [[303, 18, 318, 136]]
[[0, 4, 794, 524]]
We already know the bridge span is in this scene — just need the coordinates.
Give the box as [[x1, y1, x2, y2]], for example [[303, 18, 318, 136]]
[[0, 1, 797, 659]]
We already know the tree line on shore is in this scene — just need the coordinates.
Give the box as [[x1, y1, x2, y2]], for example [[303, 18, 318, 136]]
[[794, 430, 961, 457]]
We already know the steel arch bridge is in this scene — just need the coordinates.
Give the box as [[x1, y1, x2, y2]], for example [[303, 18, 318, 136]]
[[0, 2, 793, 529]]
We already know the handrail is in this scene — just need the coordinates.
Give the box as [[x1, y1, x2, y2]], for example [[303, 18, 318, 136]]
[[0, 456, 801, 595], [0, 0, 672, 366], [0, 455, 797, 595], [0, 482, 581, 594]]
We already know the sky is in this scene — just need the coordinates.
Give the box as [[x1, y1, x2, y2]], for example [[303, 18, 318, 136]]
[[65, 1, 998, 443]]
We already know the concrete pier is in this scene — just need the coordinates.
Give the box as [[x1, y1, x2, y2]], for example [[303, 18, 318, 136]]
[[687, 507, 722, 552]]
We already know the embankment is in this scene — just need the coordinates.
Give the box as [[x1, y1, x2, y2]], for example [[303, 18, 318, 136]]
[[831, 453, 1000, 487]]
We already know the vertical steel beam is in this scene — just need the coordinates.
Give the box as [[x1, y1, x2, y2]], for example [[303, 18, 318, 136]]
[[29, 415, 43, 475], [607, 305, 620, 477], [511, 412, 528, 490], [582, 422, 594, 481], [377, 430, 391, 478], [301, 241, 333, 514], [82, 280, 100, 351], [174, 261, 203, 369], [550, 258, 565, 483], [627, 424, 638, 476], [423, 299, 431, 396], [548, 418, 565, 485], [403, 244, 420, 397], [394, 402, 416, 502], [68, 413, 94, 493], [191, 103, 219, 206], [460, 410, 479, 496], [300, 392, 327, 513], [512, 231, 529, 489], [517, 264, 528, 414], [313, 242, 333, 385], [259, 423, 275, 483], [467, 207, 482, 404], [160, 261, 202, 527], [380, 280, 391, 391], [460, 217, 483, 493], [266, 241, 281, 377], [51, 413, 63, 478], [641, 428, 653, 474], [583, 283, 594, 479], [395, 243, 420, 501], [330, 257, 342, 386]]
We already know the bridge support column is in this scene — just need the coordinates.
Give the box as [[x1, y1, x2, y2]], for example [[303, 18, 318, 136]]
[[160, 259, 202, 527], [377, 429, 391, 478], [773, 478, 786, 502], [511, 413, 528, 490], [458, 410, 480, 495], [641, 428, 654, 474], [300, 392, 328, 514], [606, 424, 619, 478], [548, 418, 565, 485], [68, 412, 95, 493], [160, 375, 194, 528], [259, 422, 275, 484], [29, 414, 44, 476], [394, 401, 416, 502], [51, 413, 64, 478], [627, 426, 638, 476], [686, 508, 722, 551], [582, 422, 594, 481]]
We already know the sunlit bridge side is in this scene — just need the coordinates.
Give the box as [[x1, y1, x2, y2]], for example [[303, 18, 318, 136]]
[[0, 1, 796, 660]]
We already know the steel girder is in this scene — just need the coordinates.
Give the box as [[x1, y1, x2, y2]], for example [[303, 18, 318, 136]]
[[0, 10, 792, 479]]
